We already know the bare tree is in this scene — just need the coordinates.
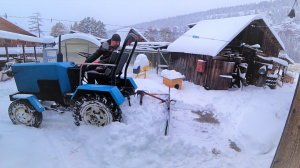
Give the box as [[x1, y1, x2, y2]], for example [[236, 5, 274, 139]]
[[50, 22, 68, 37], [29, 12, 43, 37]]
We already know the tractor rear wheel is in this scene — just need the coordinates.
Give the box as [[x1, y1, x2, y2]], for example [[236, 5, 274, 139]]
[[8, 100, 43, 128]]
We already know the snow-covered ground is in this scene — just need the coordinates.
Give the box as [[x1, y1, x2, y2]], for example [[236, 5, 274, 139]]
[[0, 69, 297, 168]]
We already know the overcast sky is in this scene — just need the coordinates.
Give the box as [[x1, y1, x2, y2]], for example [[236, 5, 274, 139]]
[[0, 0, 271, 35]]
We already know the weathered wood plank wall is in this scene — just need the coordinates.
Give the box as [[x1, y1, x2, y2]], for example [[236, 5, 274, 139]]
[[170, 53, 235, 90]]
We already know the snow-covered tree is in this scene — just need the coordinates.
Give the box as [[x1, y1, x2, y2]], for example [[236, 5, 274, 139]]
[[143, 27, 160, 42], [160, 27, 176, 42], [72, 17, 107, 38], [29, 12, 43, 37], [50, 22, 68, 37], [144, 27, 182, 42]]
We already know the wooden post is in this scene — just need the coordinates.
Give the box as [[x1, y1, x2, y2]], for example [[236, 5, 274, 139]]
[[22, 45, 26, 63], [270, 75, 300, 168], [168, 52, 171, 70], [5, 45, 9, 62], [156, 49, 160, 74], [159, 50, 169, 67], [34, 46, 37, 62]]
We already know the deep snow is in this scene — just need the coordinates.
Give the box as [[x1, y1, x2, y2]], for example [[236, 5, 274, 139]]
[[0, 70, 297, 168]]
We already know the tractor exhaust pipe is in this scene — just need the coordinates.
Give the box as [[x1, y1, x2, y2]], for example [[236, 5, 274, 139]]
[[57, 35, 63, 62]]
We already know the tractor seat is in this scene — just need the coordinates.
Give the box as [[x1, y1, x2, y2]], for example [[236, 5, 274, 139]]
[[87, 69, 111, 83], [86, 52, 129, 85]]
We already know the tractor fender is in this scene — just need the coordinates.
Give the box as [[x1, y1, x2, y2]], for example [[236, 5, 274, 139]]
[[9, 94, 45, 112], [72, 84, 125, 106]]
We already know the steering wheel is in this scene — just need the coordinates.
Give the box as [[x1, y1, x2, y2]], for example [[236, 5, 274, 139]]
[[77, 52, 91, 58]]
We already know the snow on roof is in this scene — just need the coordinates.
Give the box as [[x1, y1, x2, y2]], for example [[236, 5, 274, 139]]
[[257, 55, 288, 66], [55, 33, 104, 46], [168, 15, 285, 56], [115, 27, 148, 45], [161, 69, 185, 80], [41, 36, 55, 44], [129, 41, 170, 51], [125, 42, 171, 53], [279, 51, 295, 64], [0, 30, 44, 43]]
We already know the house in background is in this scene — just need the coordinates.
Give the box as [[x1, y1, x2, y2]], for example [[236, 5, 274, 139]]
[[167, 15, 290, 90], [115, 27, 148, 45]]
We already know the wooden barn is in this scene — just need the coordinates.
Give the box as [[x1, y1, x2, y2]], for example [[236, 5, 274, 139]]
[[167, 15, 288, 90]]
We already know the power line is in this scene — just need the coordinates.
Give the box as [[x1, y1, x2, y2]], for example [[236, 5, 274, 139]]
[[1, 14, 132, 28]]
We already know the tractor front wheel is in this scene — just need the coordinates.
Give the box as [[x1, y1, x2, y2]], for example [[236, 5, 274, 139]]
[[78, 100, 113, 126], [8, 100, 43, 128]]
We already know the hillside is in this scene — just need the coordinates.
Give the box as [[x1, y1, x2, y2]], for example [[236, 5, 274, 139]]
[[129, 0, 300, 62]]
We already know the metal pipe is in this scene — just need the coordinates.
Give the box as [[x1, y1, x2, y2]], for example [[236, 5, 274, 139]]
[[34, 46, 37, 62], [22, 45, 25, 63], [5, 45, 9, 62], [57, 35, 63, 62]]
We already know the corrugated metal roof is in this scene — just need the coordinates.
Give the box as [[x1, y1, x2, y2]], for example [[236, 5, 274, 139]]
[[55, 33, 104, 46], [0, 17, 35, 36]]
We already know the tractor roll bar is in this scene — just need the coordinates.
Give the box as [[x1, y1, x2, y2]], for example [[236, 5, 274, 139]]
[[124, 35, 138, 83]]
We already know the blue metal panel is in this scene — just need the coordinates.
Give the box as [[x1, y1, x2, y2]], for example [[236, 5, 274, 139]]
[[27, 96, 45, 112], [12, 62, 75, 94], [72, 84, 125, 105], [12, 94, 45, 112]]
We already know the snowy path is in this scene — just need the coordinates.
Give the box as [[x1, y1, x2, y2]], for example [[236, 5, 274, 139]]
[[0, 71, 297, 168]]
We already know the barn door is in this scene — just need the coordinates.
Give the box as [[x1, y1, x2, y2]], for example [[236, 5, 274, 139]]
[[205, 60, 235, 90]]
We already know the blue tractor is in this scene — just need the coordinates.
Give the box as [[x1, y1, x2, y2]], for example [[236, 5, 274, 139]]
[[7, 34, 138, 128]]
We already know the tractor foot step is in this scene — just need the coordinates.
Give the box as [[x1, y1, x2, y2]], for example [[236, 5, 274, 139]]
[[45, 106, 65, 114]]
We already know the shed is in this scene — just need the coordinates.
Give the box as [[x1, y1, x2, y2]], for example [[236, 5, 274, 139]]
[[54, 32, 106, 63], [167, 15, 286, 90]]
